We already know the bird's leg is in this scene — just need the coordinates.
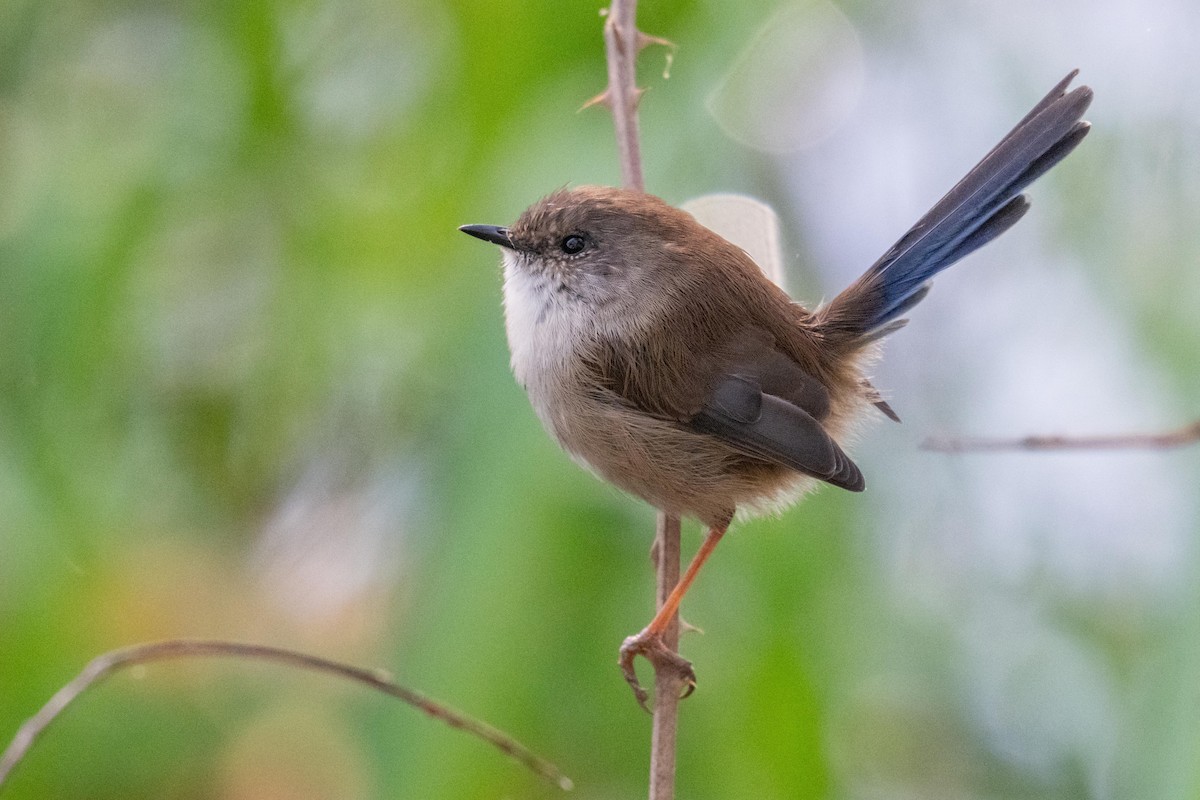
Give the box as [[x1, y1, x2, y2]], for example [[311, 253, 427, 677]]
[[648, 535, 702, 633], [619, 522, 727, 710]]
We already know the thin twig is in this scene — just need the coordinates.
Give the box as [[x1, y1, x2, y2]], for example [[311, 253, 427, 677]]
[[600, 0, 645, 191], [921, 419, 1200, 453], [596, 2, 683, 799], [0, 639, 572, 792], [649, 513, 682, 800]]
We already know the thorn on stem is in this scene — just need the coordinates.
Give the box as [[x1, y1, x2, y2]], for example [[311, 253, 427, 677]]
[[637, 32, 675, 52], [636, 33, 675, 79], [580, 90, 612, 112]]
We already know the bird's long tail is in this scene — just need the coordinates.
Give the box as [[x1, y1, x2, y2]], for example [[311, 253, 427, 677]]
[[816, 71, 1093, 347]]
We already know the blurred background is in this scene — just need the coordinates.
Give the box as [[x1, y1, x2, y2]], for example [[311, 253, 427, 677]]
[[2, 0, 1198, 797]]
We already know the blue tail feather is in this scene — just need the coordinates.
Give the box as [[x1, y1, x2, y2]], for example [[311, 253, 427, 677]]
[[818, 71, 1093, 344]]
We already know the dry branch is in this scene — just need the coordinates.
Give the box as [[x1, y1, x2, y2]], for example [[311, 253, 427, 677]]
[[598, 0, 646, 191], [922, 419, 1200, 453], [648, 513, 684, 800], [0, 639, 571, 792]]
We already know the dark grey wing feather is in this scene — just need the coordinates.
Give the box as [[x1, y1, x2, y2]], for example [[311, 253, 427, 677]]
[[718, 328, 831, 420], [690, 375, 865, 492]]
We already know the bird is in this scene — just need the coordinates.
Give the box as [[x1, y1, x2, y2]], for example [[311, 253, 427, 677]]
[[460, 71, 1093, 708]]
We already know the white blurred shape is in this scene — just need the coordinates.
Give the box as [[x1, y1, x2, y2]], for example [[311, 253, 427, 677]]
[[963, 597, 1118, 795], [769, 1, 1200, 794], [782, 53, 1193, 605], [254, 460, 413, 624], [872, 245, 1193, 602], [681, 193, 787, 289], [707, 0, 864, 153]]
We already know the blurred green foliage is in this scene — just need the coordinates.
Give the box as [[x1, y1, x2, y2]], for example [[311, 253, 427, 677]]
[[2, 1, 1199, 799]]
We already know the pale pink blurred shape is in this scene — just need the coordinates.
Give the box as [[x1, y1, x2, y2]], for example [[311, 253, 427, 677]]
[[253, 461, 414, 637], [681, 193, 787, 289]]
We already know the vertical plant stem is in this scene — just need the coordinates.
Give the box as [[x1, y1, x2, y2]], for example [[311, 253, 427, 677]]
[[603, 0, 646, 192], [649, 512, 682, 800], [599, 1, 681, 798]]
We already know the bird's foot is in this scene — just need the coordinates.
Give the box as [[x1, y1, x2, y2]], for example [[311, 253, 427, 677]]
[[618, 628, 697, 712]]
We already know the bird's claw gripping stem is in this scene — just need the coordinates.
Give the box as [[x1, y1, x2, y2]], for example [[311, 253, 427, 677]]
[[618, 628, 697, 712]]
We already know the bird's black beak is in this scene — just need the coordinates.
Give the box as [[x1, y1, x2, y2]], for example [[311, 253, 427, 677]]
[[459, 224, 514, 248]]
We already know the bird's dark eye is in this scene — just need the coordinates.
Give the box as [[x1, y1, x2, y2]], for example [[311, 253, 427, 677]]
[[560, 234, 586, 255]]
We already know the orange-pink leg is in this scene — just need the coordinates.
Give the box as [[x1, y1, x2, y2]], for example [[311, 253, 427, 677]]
[[619, 523, 727, 710]]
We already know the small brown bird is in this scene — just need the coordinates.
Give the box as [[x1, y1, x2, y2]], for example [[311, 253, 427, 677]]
[[461, 71, 1092, 706]]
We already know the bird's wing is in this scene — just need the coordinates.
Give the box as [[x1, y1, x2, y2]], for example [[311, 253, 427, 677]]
[[589, 325, 864, 492], [689, 374, 864, 492]]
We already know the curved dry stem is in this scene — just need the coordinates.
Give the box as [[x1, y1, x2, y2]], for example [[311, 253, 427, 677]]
[[0, 639, 572, 792], [921, 419, 1200, 453]]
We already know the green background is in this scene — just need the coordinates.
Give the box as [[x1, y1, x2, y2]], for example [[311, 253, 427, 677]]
[[2, 0, 1199, 798]]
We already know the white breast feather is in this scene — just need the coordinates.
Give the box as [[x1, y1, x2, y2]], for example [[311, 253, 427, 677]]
[[501, 253, 579, 400]]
